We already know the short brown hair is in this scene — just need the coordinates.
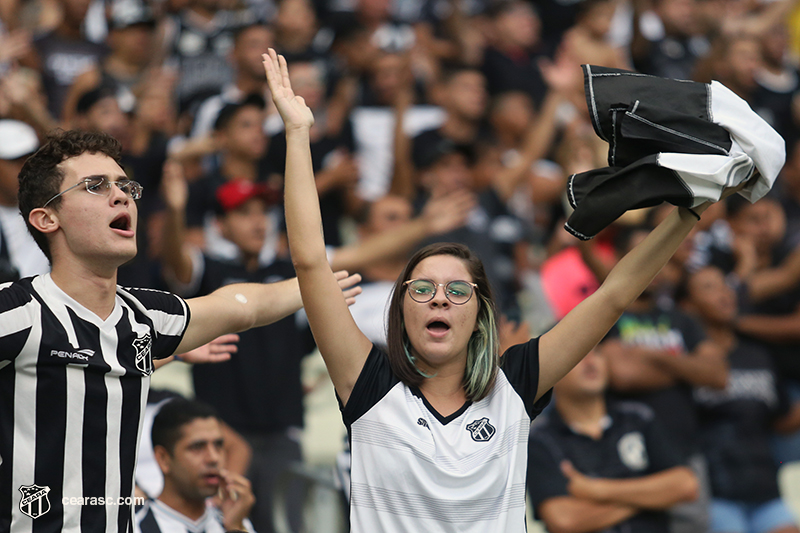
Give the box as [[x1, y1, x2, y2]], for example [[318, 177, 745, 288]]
[[17, 129, 122, 260]]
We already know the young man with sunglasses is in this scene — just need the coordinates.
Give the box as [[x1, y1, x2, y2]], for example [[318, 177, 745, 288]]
[[0, 130, 360, 533]]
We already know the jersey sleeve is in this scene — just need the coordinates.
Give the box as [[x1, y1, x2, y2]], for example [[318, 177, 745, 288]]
[[119, 287, 191, 359], [0, 281, 36, 363], [339, 345, 400, 429], [526, 428, 570, 512], [499, 337, 553, 419]]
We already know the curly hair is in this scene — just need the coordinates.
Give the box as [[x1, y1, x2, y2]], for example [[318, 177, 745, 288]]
[[17, 130, 122, 260], [385, 242, 500, 402]]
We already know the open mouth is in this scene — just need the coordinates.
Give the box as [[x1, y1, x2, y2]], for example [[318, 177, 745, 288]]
[[202, 473, 221, 486], [426, 320, 450, 334], [109, 213, 131, 232]]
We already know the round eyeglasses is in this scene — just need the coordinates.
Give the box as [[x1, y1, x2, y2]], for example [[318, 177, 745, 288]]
[[404, 279, 478, 305], [42, 176, 143, 208]]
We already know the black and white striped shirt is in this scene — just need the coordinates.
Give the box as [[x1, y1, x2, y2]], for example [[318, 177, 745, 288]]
[[135, 499, 256, 533], [0, 274, 190, 533]]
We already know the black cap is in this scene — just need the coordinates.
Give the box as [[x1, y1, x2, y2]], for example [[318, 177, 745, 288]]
[[415, 137, 474, 170]]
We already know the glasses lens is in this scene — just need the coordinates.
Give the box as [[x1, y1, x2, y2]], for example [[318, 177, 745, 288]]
[[84, 176, 108, 195], [446, 281, 473, 304], [117, 180, 143, 200], [407, 280, 436, 302]]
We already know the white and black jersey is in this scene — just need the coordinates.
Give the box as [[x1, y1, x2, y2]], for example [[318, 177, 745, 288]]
[[135, 499, 256, 533], [340, 338, 551, 532], [0, 274, 190, 533]]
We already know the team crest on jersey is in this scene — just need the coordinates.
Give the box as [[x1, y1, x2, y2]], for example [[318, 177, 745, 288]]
[[466, 417, 496, 442], [19, 484, 50, 519], [133, 334, 153, 375], [618, 431, 649, 471]]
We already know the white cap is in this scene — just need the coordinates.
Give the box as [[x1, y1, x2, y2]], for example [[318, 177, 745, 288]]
[[0, 120, 39, 160]]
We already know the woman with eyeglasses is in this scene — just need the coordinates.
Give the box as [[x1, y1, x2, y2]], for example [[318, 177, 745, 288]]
[[264, 49, 732, 532]]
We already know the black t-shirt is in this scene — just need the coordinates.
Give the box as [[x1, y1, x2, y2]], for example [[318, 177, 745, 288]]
[[607, 306, 706, 459], [118, 135, 169, 289], [188, 256, 314, 434], [33, 31, 108, 119], [739, 248, 800, 381], [633, 35, 708, 82], [480, 46, 547, 106], [527, 402, 682, 533], [694, 338, 789, 502]]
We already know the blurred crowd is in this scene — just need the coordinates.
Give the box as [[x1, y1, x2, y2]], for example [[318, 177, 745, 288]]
[[2, 0, 800, 529]]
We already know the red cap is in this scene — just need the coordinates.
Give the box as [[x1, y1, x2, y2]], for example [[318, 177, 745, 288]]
[[215, 180, 280, 212]]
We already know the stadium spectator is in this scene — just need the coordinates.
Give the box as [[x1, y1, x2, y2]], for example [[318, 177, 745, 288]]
[[0, 119, 49, 279], [680, 265, 800, 533], [186, 94, 270, 252], [268, 46, 733, 532], [191, 22, 275, 139], [136, 398, 256, 533], [29, 0, 108, 119], [61, 0, 157, 125], [0, 129, 359, 532], [480, 0, 547, 104], [584, 224, 728, 533], [631, 0, 708, 81], [528, 345, 699, 533], [160, 171, 314, 532]]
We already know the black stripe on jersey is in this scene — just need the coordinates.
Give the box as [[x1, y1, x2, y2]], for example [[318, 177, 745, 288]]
[[137, 503, 161, 533], [0, 364, 16, 532], [73, 305, 111, 533], [31, 299, 71, 533], [0, 334, 32, 531], [117, 307, 144, 533]]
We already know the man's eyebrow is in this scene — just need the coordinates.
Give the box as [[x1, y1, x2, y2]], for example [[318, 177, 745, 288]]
[[79, 173, 130, 182]]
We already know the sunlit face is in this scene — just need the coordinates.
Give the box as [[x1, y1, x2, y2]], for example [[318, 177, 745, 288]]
[[555, 347, 608, 398], [162, 418, 226, 502], [46, 153, 138, 268], [402, 254, 480, 374], [218, 197, 269, 258]]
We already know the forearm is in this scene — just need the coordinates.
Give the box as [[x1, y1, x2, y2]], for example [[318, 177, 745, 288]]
[[736, 313, 800, 343], [209, 279, 303, 330], [581, 467, 698, 509], [601, 207, 699, 311], [330, 217, 427, 272], [161, 205, 195, 284], [539, 497, 638, 533], [389, 100, 415, 200], [607, 347, 678, 391], [653, 345, 728, 389], [285, 129, 330, 270], [746, 247, 800, 302]]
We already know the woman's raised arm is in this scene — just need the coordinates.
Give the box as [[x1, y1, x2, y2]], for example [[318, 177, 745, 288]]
[[264, 49, 372, 405], [537, 205, 706, 399]]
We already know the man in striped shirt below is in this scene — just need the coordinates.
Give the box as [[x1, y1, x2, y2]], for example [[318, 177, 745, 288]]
[[135, 398, 256, 533], [0, 130, 360, 532]]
